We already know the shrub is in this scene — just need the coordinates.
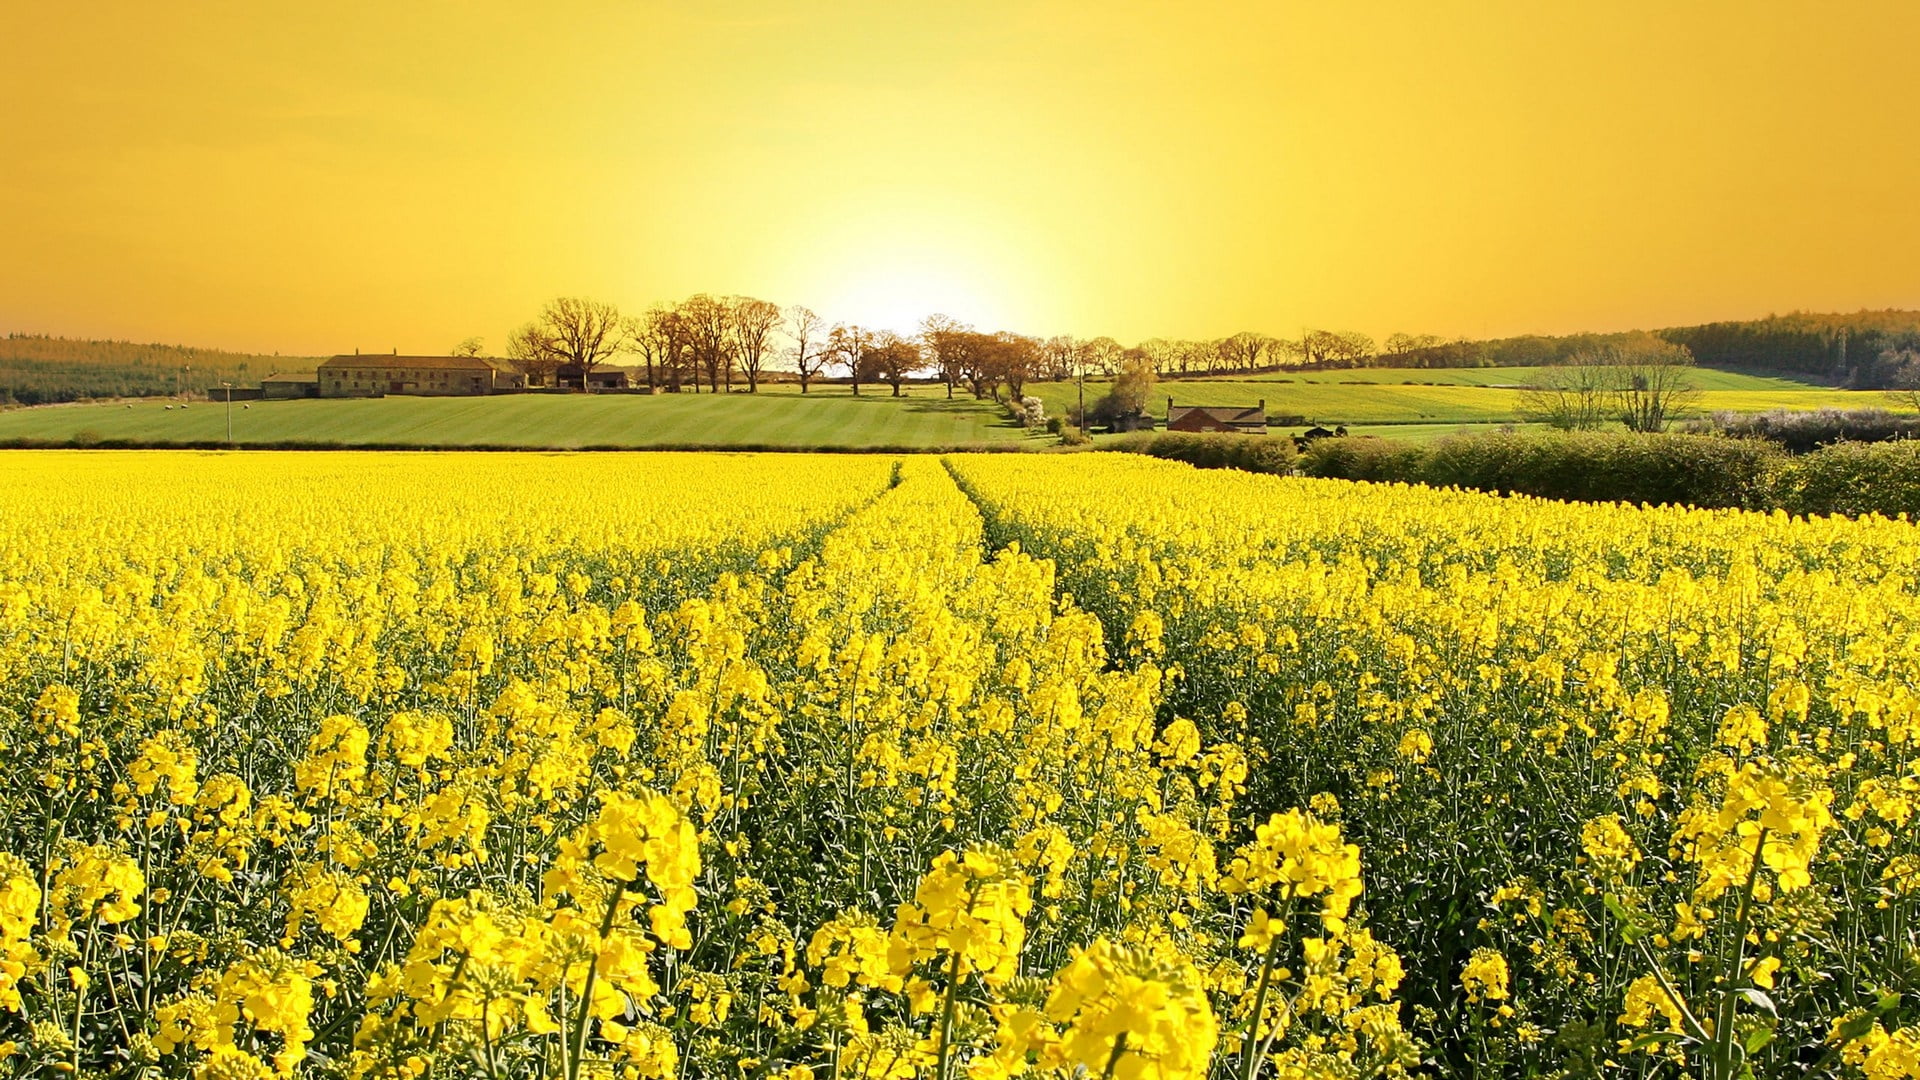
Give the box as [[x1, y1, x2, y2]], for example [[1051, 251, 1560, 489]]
[[1297, 437, 1429, 484], [1085, 392, 1140, 428], [1776, 441, 1920, 518], [1108, 431, 1297, 474], [1688, 407, 1920, 453], [1301, 431, 1786, 509]]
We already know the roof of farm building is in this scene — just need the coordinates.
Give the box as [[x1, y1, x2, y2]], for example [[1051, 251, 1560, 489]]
[[1168, 404, 1267, 426], [320, 354, 505, 371]]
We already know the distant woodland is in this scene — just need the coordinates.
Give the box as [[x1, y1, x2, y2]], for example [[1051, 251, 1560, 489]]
[[1392, 310, 1920, 387], [0, 335, 316, 405], [6, 309, 1920, 405]]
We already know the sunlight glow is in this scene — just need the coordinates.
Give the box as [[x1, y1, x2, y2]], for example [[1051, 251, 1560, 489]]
[[2, 1, 1917, 352]]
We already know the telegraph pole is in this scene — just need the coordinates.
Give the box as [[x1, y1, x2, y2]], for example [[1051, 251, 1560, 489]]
[[1077, 362, 1086, 436], [222, 382, 233, 445]]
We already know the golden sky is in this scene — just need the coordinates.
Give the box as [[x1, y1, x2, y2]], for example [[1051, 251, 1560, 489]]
[[4, 1, 1918, 355]]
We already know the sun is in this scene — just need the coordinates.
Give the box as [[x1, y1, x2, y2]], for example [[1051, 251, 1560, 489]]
[[816, 256, 1002, 338]]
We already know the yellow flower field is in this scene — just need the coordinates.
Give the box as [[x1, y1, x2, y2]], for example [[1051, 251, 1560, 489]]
[[0, 450, 1915, 1080]]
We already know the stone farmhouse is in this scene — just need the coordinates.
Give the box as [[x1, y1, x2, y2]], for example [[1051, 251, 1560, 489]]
[[1166, 398, 1268, 434], [316, 353, 527, 398]]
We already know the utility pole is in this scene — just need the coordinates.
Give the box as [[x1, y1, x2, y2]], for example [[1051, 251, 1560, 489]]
[[222, 382, 233, 445], [1077, 361, 1086, 436]]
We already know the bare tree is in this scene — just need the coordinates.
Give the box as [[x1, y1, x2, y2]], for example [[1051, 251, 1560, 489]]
[[988, 332, 1039, 401], [785, 305, 827, 394], [867, 331, 923, 396], [450, 336, 485, 358], [631, 306, 686, 392], [1135, 338, 1181, 376], [919, 314, 968, 399], [1178, 339, 1215, 375], [1082, 336, 1125, 376], [1328, 331, 1376, 367], [1611, 341, 1700, 432], [511, 297, 624, 391], [1299, 329, 1338, 366], [1297, 329, 1374, 368], [1383, 332, 1443, 359], [1041, 335, 1082, 382], [655, 305, 698, 392], [679, 294, 734, 393], [826, 324, 870, 396], [1219, 332, 1273, 373], [1522, 340, 1698, 432], [1521, 362, 1615, 430], [955, 331, 998, 399], [506, 323, 562, 387], [1882, 347, 1920, 411], [728, 297, 782, 393]]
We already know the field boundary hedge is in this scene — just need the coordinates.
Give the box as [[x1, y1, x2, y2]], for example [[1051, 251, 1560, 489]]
[[1294, 430, 1920, 518], [1106, 431, 1298, 473]]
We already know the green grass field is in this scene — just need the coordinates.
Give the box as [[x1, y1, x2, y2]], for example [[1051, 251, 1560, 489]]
[[0, 368, 1903, 449], [1030, 377, 1904, 427], [0, 388, 1035, 449], [1209, 366, 1828, 390]]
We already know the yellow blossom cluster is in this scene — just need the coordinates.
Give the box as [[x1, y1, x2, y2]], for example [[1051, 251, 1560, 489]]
[[951, 452, 1920, 1078], [0, 452, 1419, 1080], [9, 444, 1920, 1078]]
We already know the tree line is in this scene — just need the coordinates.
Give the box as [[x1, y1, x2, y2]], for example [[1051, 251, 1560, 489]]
[[495, 296, 1920, 401], [0, 334, 306, 407], [12, 306, 1920, 408], [1658, 310, 1920, 388], [488, 295, 1413, 401], [1394, 310, 1920, 389]]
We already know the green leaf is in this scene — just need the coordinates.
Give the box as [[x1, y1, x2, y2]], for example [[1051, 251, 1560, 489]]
[[1627, 1031, 1686, 1052], [1832, 1013, 1880, 1044], [1736, 988, 1778, 1018], [1743, 1021, 1777, 1054], [1603, 893, 1647, 943]]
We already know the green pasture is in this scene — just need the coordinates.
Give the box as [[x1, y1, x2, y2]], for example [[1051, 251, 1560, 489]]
[[0, 389, 1034, 449], [1030, 376, 1904, 427], [0, 367, 1905, 449], [1208, 366, 1827, 390]]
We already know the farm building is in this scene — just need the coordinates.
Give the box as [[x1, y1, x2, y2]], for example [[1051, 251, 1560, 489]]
[[260, 373, 319, 399], [553, 364, 630, 390], [317, 354, 526, 397], [1167, 399, 1268, 434]]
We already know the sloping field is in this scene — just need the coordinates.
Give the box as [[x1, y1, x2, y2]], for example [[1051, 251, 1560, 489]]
[[1219, 365, 1827, 389], [0, 389, 1033, 448], [1, 370, 1902, 448], [1033, 377, 1905, 426]]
